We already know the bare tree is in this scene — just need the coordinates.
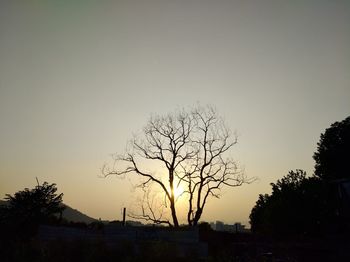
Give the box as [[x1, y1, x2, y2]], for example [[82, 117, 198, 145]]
[[103, 105, 253, 227]]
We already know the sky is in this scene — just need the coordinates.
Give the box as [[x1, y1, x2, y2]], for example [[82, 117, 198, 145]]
[[0, 0, 349, 226]]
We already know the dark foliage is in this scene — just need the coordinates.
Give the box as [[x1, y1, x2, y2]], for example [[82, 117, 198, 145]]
[[249, 170, 334, 236], [250, 117, 350, 237], [314, 116, 350, 180], [0, 182, 64, 239], [197, 221, 213, 232]]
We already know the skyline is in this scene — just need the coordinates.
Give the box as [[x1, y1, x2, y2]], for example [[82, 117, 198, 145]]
[[1, 0, 349, 225]]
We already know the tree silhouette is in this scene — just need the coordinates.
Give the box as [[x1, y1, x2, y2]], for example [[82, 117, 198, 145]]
[[250, 116, 350, 236], [249, 170, 329, 236], [103, 106, 252, 227], [1, 182, 64, 237], [313, 116, 350, 181]]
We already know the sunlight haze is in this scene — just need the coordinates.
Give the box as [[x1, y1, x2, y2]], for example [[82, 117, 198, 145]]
[[1, 0, 349, 226]]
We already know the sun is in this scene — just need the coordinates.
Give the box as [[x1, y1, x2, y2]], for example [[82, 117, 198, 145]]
[[173, 185, 184, 198]]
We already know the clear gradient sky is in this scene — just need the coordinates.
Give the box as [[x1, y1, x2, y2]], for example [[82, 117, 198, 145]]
[[1, 0, 349, 225]]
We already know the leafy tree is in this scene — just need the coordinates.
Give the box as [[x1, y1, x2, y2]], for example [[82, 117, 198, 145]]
[[0, 182, 64, 237], [250, 117, 350, 236], [250, 170, 329, 236], [313, 116, 350, 180], [249, 194, 270, 234], [103, 105, 253, 227], [198, 221, 213, 232]]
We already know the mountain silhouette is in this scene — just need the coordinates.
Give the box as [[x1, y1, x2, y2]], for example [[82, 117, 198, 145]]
[[61, 204, 96, 223], [0, 200, 96, 224]]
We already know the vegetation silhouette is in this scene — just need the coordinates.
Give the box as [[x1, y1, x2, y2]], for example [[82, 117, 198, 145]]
[[250, 115, 350, 237], [103, 105, 253, 227], [1, 115, 349, 261], [0, 181, 64, 239], [314, 116, 350, 180], [249, 170, 332, 236]]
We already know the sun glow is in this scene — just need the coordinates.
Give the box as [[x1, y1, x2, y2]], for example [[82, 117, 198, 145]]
[[173, 185, 185, 199]]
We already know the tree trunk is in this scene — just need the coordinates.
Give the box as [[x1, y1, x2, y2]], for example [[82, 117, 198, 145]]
[[169, 168, 179, 227], [192, 208, 202, 226], [170, 199, 179, 227]]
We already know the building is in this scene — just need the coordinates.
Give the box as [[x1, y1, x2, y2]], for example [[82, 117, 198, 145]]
[[211, 221, 249, 233]]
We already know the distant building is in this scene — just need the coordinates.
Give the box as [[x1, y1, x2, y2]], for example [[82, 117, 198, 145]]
[[232, 222, 247, 233], [215, 221, 224, 231], [212, 221, 249, 233], [210, 222, 215, 230]]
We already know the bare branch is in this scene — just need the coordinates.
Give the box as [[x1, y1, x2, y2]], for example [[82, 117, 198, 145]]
[[103, 105, 254, 227]]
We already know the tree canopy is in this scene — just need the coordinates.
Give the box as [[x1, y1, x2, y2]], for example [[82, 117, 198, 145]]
[[0, 182, 64, 237], [313, 116, 350, 181], [249, 170, 330, 236], [250, 116, 350, 236]]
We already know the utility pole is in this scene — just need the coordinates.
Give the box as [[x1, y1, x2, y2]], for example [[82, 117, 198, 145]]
[[122, 207, 126, 226]]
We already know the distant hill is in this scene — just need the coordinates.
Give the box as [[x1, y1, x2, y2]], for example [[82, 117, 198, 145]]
[[61, 204, 96, 224], [0, 200, 96, 224]]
